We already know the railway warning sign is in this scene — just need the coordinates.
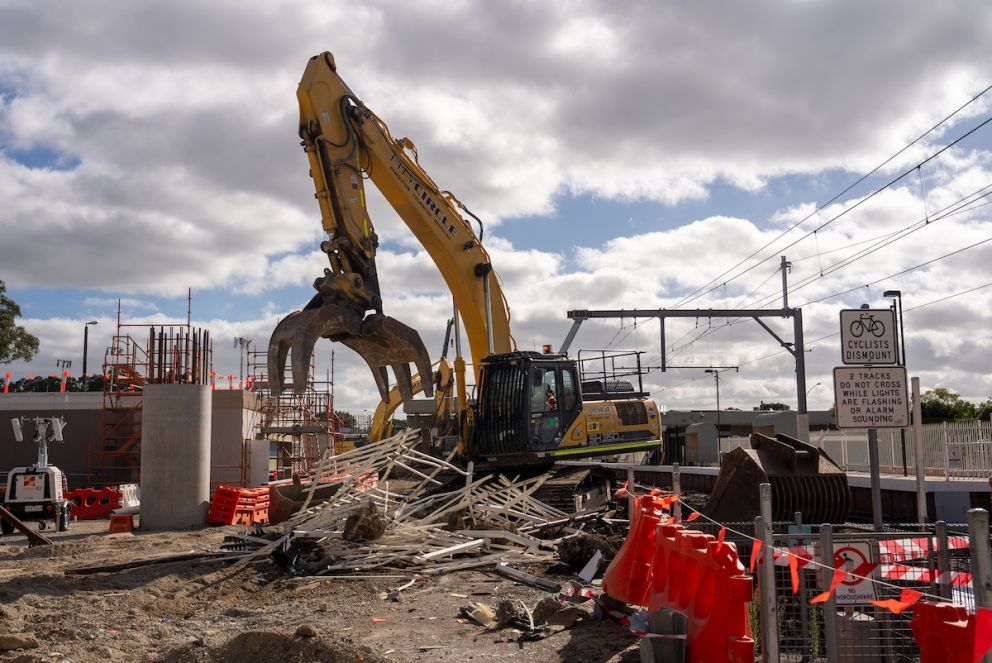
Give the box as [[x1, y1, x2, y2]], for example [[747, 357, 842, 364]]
[[839, 308, 897, 365], [833, 366, 909, 428]]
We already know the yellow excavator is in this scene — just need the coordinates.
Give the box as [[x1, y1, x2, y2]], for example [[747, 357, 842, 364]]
[[269, 51, 663, 470]]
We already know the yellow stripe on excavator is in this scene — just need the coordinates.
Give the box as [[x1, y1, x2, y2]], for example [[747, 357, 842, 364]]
[[549, 439, 662, 458]]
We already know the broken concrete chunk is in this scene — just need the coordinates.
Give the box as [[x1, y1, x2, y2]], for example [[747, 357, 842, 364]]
[[342, 502, 388, 542], [557, 533, 618, 569], [532, 597, 564, 626], [495, 600, 530, 629], [295, 624, 319, 638], [546, 603, 596, 628]]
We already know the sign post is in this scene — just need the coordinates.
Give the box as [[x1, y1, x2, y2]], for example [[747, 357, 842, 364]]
[[834, 307, 909, 531]]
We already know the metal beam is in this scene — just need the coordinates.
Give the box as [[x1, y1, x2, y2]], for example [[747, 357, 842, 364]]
[[558, 319, 584, 356], [752, 317, 795, 358], [568, 308, 794, 319]]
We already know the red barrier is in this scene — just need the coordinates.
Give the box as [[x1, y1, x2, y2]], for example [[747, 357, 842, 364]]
[[911, 601, 974, 663], [208, 486, 270, 526], [66, 487, 123, 519], [603, 495, 755, 663], [602, 494, 668, 606]]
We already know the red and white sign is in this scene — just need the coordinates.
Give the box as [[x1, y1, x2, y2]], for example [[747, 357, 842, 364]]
[[17, 474, 45, 501], [830, 541, 878, 605]]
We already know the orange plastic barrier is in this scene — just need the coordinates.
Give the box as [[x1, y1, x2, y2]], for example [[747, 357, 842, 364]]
[[108, 514, 134, 533], [602, 494, 668, 606], [911, 601, 974, 663], [208, 486, 270, 526], [603, 495, 755, 663], [66, 487, 123, 519]]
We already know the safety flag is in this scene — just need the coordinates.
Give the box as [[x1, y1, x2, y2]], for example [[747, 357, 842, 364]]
[[974, 607, 992, 663], [685, 511, 701, 523], [869, 588, 923, 614], [716, 526, 727, 553], [789, 553, 801, 594], [810, 570, 850, 604], [615, 480, 630, 497], [749, 539, 763, 573]]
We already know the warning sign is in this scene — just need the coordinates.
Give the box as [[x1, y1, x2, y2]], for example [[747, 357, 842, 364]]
[[833, 366, 909, 428], [829, 541, 878, 605], [17, 473, 45, 501], [840, 309, 898, 365]]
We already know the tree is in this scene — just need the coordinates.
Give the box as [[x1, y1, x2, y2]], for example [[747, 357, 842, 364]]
[[976, 399, 992, 422], [757, 401, 790, 411], [0, 280, 39, 364], [335, 410, 357, 429], [920, 387, 978, 424]]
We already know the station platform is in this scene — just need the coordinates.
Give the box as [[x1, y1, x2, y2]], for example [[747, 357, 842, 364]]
[[557, 461, 991, 523]]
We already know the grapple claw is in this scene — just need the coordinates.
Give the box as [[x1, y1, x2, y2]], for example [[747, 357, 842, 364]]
[[268, 303, 433, 402]]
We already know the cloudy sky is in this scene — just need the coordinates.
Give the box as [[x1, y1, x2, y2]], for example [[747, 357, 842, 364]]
[[2, 0, 992, 414]]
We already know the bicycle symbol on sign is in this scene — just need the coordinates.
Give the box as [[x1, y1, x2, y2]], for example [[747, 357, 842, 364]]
[[849, 313, 885, 338]]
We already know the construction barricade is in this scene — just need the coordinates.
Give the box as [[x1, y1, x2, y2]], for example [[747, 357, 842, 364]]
[[65, 487, 123, 519], [911, 601, 975, 663], [604, 495, 755, 663], [208, 486, 270, 526]]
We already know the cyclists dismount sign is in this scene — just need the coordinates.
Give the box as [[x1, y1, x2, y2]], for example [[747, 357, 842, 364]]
[[839, 309, 898, 365]]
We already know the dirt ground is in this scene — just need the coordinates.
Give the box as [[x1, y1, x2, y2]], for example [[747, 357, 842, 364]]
[[0, 519, 641, 663]]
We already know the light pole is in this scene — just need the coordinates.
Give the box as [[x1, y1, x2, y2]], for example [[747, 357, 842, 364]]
[[82, 321, 98, 391], [884, 289, 908, 475], [233, 337, 251, 385], [806, 382, 822, 398], [883, 290, 906, 365], [704, 367, 738, 434]]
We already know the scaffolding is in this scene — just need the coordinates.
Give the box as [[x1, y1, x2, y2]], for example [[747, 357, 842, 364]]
[[246, 348, 340, 479], [88, 299, 213, 486]]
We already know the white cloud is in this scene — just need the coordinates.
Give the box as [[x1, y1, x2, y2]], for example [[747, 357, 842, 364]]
[[3, 0, 992, 411]]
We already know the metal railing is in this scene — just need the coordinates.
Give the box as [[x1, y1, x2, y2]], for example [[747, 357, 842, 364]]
[[715, 421, 992, 479]]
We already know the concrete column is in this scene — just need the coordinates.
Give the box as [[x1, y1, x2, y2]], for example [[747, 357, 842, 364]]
[[140, 384, 211, 530]]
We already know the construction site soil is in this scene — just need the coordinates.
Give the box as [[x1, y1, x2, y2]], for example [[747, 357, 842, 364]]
[[0, 520, 640, 663]]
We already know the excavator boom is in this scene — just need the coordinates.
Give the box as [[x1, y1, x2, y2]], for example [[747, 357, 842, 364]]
[[270, 52, 513, 404]]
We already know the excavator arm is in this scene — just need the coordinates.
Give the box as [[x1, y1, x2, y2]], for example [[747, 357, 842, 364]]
[[270, 51, 513, 403]]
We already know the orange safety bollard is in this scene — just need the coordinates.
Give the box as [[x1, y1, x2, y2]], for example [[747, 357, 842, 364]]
[[911, 601, 974, 663], [602, 494, 669, 607]]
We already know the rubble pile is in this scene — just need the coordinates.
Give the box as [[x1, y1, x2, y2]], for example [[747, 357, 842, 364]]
[[233, 431, 620, 578]]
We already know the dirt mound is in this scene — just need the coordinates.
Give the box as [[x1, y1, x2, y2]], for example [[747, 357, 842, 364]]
[[157, 630, 387, 663], [557, 533, 619, 569]]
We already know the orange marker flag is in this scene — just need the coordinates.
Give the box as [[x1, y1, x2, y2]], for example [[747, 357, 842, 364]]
[[716, 526, 727, 553], [649, 488, 662, 496], [749, 539, 763, 573], [810, 569, 850, 604], [686, 511, 701, 522], [869, 588, 923, 614], [615, 479, 630, 497], [973, 607, 992, 663], [788, 553, 800, 594]]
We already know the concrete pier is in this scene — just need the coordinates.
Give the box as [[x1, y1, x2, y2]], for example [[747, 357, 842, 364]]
[[140, 384, 211, 529]]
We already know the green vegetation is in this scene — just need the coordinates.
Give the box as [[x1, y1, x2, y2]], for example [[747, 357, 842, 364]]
[[0, 280, 39, 365], [921, 387, 992, 424]]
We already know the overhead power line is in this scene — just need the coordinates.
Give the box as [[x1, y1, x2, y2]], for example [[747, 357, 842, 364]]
[[671, 83, 992, 310]]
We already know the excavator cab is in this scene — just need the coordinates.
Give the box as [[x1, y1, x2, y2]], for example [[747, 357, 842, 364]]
[[470, 352, 582, 466]]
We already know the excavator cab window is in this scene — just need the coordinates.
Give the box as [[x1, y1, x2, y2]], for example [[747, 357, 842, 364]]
[[560, 368, 578, 414], [530, 366, 560, 450]]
